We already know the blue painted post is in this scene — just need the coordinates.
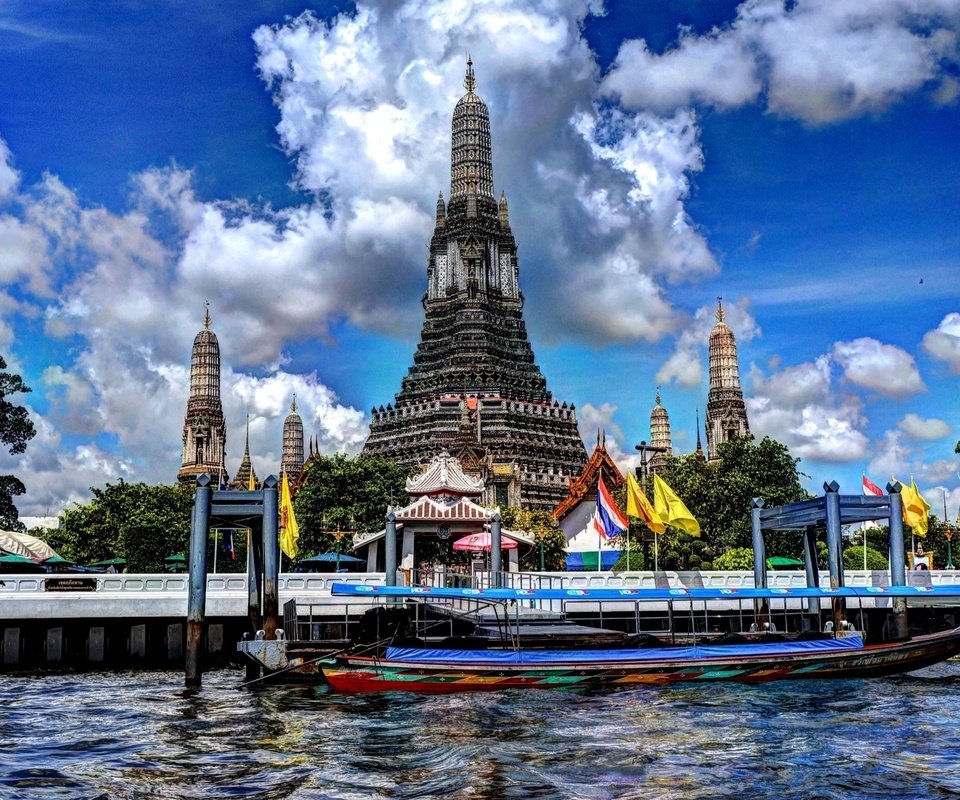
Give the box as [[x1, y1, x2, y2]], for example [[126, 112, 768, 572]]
[[803, 525, 819, 626], [186, 474, 212, 687], [887, 482, 908, 638], [750, 498, 768, 628], [384, 509, 397, 587], [247, 524, 263, 629], [490, 512, 502, 586], [823, 482, 843, 587], [261, 475, 279, 640], [824, 481, 846, 629], [750, 498, 766, 589]]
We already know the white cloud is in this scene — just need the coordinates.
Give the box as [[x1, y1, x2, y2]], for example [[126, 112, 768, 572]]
[[831, 337, 925, 398], [0, 136, 20, 201], [747, 356, 870, 462], [867, 429, 958, 490], [922, 312, 960, 372], [898, 413, 951, 440], [603, 31, 760, 111], [604, 0, 960, 124]]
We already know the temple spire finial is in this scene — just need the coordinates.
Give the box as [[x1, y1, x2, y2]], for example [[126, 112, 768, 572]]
[[291, 393, 297, 414], [655, 385, 662, 406], [716, 296, 724, 323], [203, 300, 211, 330], [464, 55, 475, 93]]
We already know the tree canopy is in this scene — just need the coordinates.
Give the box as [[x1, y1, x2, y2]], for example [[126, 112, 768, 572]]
[[292, 453, 409, 560], [0, 356, 37, 531], [49, 481, 194, 571], [643, 436, 810, 560]]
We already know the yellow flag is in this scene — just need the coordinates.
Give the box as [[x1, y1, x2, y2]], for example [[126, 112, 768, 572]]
[[653, 474, 700, 537], [900, 477, 930, 536], [897, 477, 929, 536], [625, 473, 666, 534], [280, 472, 300, 558]]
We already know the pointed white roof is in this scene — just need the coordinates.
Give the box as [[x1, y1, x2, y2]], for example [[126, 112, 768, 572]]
[[405, 451, 484, 496]]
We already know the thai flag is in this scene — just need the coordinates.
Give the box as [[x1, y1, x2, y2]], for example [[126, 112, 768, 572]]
[[593, 474, 628, 540], [223, 530, 235, 560]]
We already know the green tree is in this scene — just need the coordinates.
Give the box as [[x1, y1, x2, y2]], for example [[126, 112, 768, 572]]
[[293, 454, 409, 560], [712, 547, 755, 570], [53, 481, 194, 570], [653, 436, 809, 558], [843, 545, 888, 570], [501, 507, 567, 571], [0, 356, 37, 531]]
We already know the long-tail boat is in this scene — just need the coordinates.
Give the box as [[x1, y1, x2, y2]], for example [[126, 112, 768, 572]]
[[309, 584, 960, 693]]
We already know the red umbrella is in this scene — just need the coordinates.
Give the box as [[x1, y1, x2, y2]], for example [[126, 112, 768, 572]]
[[452, 532, 519, 551]]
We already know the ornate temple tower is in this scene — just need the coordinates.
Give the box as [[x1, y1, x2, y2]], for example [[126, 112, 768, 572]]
[[281, 396, 305, 479], [649, 389, 672, 474], [362, 59, 587, 511], [231, 415, 258, 490], [705, 298, 750, 461], [178, 304, 227, 487]]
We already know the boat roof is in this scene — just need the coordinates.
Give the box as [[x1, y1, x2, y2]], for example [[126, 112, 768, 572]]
[[330, 582, 960, 601]]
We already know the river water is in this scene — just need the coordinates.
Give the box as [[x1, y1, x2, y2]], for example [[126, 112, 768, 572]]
[[3, 664, 960, 799]]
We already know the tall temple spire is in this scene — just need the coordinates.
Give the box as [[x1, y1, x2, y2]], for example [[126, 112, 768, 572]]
[[705, 296, 749, 460], [178, 304, 227, 487], [695, 408, 705, 459], [449, 56, 494, 202], [362, 62, 586, 511], [232, 414, 258, 490], [649, 387, 672, 474], [464, 55, 476, 93], [281, 394, 305, 479]]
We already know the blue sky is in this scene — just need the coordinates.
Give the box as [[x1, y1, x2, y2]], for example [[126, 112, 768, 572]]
[[0, 0, 958, 524]]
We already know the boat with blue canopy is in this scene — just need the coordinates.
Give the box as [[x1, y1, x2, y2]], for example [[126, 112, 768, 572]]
[[237, 582, 960, 692]]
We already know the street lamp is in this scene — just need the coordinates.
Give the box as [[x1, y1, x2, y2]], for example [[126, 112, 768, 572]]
[[634, 441, 668, 570], [635, 440, 668, 483]]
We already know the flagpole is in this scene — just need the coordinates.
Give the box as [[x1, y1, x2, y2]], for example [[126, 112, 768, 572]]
[[655, 533, 659, 572]]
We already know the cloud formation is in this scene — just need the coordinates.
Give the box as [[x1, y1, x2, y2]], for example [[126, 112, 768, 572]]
[[604, 0, 960, 124], [831, 338, 925, 398], [898, 413, 951, 441], [922, 312, 960, 372], [747, 356, 870, 463]]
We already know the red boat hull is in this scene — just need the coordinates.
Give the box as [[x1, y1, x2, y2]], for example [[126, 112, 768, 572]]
[[321, 628, 960, 694]]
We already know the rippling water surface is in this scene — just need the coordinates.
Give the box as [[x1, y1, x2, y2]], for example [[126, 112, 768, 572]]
[[4, 664, 960, 799]]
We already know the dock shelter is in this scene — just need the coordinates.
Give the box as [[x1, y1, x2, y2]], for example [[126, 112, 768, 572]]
[[751, 480, 909, 636]]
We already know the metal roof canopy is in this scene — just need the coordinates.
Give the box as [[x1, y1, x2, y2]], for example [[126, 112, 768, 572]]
[[749, 480, 909, 638], [756, 492, 892, 530]]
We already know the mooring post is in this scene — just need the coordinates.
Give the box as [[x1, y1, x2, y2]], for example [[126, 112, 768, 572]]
[[247, 527, 263, 633], [490, 512, 502, 587], [887, 482, 908, 638], [384, 509, 397, 587], [824, 480, 846, 629], [185, 473, 212, 687], [802, 524, 820, 627], [261, 475, 279, 640], [750, 498, 767, 626]]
